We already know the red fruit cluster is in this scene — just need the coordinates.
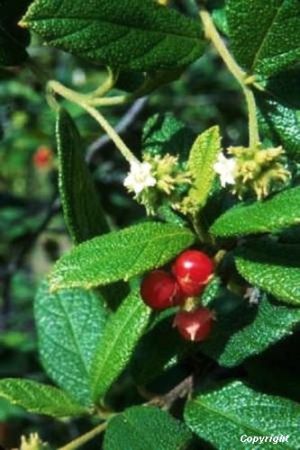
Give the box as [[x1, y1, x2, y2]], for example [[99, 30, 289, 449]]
[[33, 146, 53, 169], [140, 249, 215, 342]]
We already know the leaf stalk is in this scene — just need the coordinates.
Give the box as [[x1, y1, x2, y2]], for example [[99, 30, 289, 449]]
[[58, 422, 107, 450]]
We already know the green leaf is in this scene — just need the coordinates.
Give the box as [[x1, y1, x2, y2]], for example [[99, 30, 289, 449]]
[[0, 379, 86, 418], [142, 113, 196, 162], [22, 0, 205, 72], [0, 0, 30, 66], [136, 68, 186, 95], [257, 95, 300, 161], [235, 240, 300, 305], [57, 109, 126, 309], [210, 187, 300, 238], [35, 281, 109, 406], [201, 292, 300, 367], [211, 1, 229, 35], [115, 71, 145, 93], [157, 203, 188, 227], [91, 289, 150, 402], [263, 68, 300, 109], [201, 276, 222, 306], [256, 70, 300, 161], [186, 126, 221, 213], [226, 0, 300, 77], [49, 222, 195, 291], [56, 108, 109, 244], [104, 406, 192, 450], [185, 381, 300, 449]]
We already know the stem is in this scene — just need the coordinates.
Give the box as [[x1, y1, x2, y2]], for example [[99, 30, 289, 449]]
[[86, 98, 147, 162], [145, 375, 194, 410], [192, 216, 208, 243], [81, 103, 139, 164], [87, 67, 119, 98], [89, 94, 132, 107], [48, 80, 138, 164], [244, 86, 260, 148], [199, 8, 260, 148], [58, 422, 107, 450]]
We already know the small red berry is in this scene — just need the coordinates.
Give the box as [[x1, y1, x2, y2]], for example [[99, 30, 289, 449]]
[[33, 146, 53, 169], [172, 250, 214, 296], [141, 270, 183, 310], [174, 308, 214, 342]]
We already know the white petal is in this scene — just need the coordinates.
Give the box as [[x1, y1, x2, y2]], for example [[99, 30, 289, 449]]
[[123, 161, 156, 195], [214, 153, 237, 187]]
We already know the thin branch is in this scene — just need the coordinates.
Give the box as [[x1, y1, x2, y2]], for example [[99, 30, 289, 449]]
[[146, 375, 194, 410], [199, 7, 260, 148], [58, 422, 107, 450], [86, 97, 147, 163], [48, 80, 138, 164]]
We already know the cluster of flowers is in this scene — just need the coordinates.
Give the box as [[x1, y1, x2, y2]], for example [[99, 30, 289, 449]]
[[124, 146, 290, 215], [214, 145, 290, 200], [124, 154, 191, 215], [140, 250, 215, 342]]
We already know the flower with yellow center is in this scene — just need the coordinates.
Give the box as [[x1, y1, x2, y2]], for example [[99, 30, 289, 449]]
[[123, 161, 156, 196]]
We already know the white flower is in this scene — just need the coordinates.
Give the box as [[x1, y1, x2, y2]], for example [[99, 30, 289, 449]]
[[244, 287, 261, 305], [124, 161, 156, 195], [214, 152, 237, 187]]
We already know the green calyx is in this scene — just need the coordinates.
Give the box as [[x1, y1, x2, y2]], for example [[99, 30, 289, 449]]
[[228, 145, 290, 200], [20, 433, 52, 450], [144, 154, 191, 195]]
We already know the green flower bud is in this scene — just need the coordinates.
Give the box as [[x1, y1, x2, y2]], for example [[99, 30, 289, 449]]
[[228, 145, 290, 199], [20, 433, 51, 450]]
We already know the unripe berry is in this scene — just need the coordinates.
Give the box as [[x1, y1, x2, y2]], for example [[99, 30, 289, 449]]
[[174, 307, 214, 342], [141, 270, 183, 310], [33, 146, 53, 169], [172, 250, 214, 296]]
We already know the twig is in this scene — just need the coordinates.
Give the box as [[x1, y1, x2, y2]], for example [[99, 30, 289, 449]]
[[48, 81, 138, 164], [58, 422, 107, 450], [146, 375, 194, 410], [199, 7, 260, 148], [85, 97, 147, 163]]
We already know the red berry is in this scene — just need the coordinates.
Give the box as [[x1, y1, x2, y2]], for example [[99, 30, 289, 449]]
[[174, 308, 214, 342], [172, 250, 214, 296], [141, 270, 183, 310], [33, 146, 53, 168]]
